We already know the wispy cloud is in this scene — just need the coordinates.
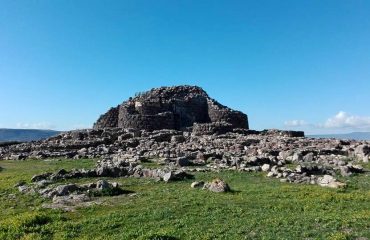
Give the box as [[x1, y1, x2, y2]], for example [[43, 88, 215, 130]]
[[284, 120, 308, 127], [16, 122, 56, 130]]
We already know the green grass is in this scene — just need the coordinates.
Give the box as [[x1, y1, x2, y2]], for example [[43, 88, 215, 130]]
[[140, 159, 162, 169], [0, 159, 369, 240]]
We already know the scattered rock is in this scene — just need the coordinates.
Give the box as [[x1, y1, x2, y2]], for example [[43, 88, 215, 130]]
[[261, 164, 271, 172], [1, 85, 369, 190], [96, 180, 111, 190], [355, 145, 370, 158], [54, 184, 80, 196], [31, 173, 52, 182], [162, 172, 173, 182], [292, 153, 303, 162], [317, 175, 346, 188], [18, 185, 30, 193], [52, 193, 90, 205], [340, 165, 364, 177], [43, 193, 99, 211], [203, 179, 230, 193], [14, 180, 26, 187]]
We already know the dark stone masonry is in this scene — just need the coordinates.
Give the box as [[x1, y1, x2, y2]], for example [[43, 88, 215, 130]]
[[1, 85, 369, 195], [93, 85, 249, 131]]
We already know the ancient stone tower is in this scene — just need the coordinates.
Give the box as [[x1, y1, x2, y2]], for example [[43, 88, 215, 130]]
[[93, 85, 249, 131]]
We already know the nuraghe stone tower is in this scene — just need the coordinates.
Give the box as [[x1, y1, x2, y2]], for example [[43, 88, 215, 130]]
[[93, 85, 249, 131]]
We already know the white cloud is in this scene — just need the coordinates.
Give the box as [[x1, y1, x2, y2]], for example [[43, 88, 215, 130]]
[[16, 122, 56, 130], [284, 120, 308, 127], [322, 111, 370, 129], [284, 111, 370, 134]]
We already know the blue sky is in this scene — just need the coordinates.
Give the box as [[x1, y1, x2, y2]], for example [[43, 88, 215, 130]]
[[1, 0, 370, 134]]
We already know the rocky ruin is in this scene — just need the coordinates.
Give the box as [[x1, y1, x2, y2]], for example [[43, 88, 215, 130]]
[[0, 85, 369, 198], [93, 85, 249, 130]]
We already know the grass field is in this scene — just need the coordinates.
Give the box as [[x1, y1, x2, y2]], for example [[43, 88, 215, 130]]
[[0, 159, 369, 240]]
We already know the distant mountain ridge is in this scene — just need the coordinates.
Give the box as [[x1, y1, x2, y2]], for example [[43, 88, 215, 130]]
[[0, 129, 61, 142], [308, 132, 370, 141]]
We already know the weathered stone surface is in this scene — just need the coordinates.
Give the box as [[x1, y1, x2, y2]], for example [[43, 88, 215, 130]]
[[92, 107, 119, 129], [54, 184, 80, 197], [52, 194, 90, 205], [192, 122, 234, 136], [94, 85, 249, 131], [317, 175, 346, 188], [18, 185, 31, 193], [203, 179, 230, 193], [162, 172, 173, 182], [1, 86, 369, 190], [96, 180, 111, 190], [43, 194, 98, 212], [261, 164, 271, 172], [355, 145, 370, 158], [31, 173, 52, 182], [340, 165, 364, 177], [3, 125, 369, 190], [162, 170, 190, 182]]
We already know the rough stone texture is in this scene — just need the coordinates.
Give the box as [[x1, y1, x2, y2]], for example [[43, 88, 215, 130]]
[[1, 85, 369, 190], [4, 126, 369, 189], [355, 145, 370, 158], [93, 85, 249, 131], [203, 179, 230, 193], [93, 107, 119, 129], [317, 175, 346, 188], [261, 129, 305, 138], [192, 122, 234, 136]]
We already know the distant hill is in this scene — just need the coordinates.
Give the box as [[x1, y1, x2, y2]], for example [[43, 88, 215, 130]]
[[0, 129, 61, 142], [308, 132, 370, 141]]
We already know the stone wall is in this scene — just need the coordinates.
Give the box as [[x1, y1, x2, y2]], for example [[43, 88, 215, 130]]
[[93, 85, 249, 131], [118, 110, 175, 131], [171, 96, 209, 129], [207, 100, 249, 129], [192, 122, 234, 136], [93, 107, 119, 129], [261, 129, 305, 137]]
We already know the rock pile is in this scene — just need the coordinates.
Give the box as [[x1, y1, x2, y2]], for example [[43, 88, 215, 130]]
[[18, 179, 125, 211], [1, 126, 369, 189], [30, 158, 192, 183], [94, 85, 249, 131], [0, 85, 369, 190]]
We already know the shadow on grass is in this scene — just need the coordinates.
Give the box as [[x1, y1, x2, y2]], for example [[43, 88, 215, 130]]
[[229, 189, 242, 194], [147, 234, 179, 240], [88, 188, 135, 197]]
